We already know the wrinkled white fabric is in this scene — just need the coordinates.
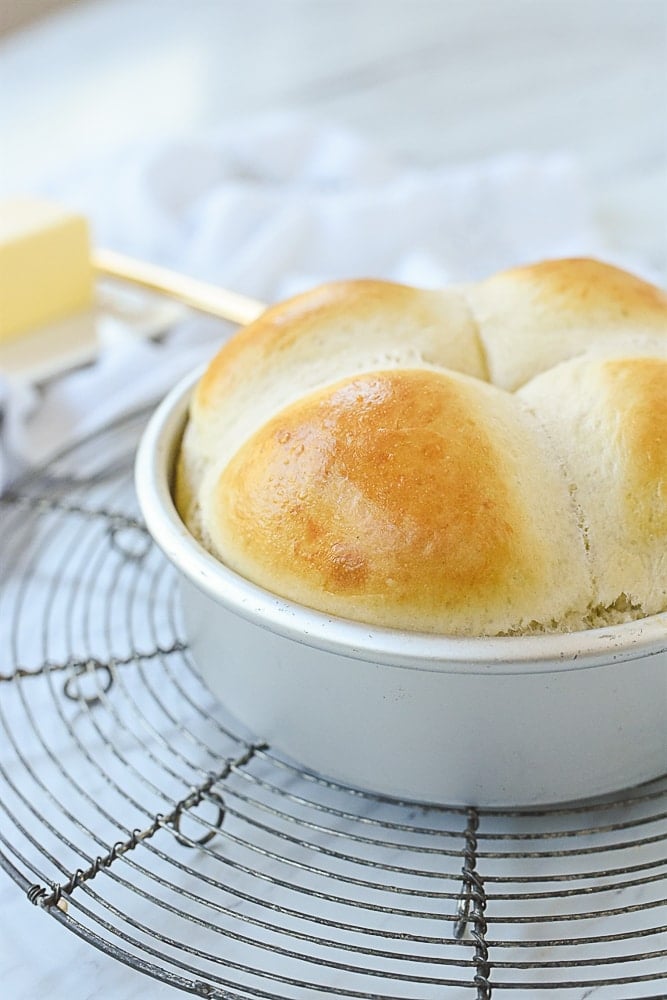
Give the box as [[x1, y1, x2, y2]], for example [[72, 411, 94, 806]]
[[0, 115, 611, 490]]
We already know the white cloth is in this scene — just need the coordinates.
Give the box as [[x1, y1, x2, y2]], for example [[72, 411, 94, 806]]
[[0, 115, 613, 490]]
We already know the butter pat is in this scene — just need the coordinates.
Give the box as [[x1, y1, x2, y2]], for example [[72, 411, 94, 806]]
[[0, 198, 93, 343]]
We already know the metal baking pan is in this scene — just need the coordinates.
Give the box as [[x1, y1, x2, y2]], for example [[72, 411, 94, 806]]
[[135, 370, 667, 807]]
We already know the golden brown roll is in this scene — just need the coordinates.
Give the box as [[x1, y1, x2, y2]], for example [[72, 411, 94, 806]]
[[176, 259, 667, 635], [464, 257, 667, 390], [518, 354, 667, 621], [176, 279, 485, 531]]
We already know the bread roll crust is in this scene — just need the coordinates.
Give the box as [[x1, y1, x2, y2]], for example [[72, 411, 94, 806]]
[[464, 257, 667, 390], [518, 354, 667, 617], [194, 277, 486, 451], [176, 259, 667, 635], [608, 357, 667, 531], [202, 368, 590, 635]]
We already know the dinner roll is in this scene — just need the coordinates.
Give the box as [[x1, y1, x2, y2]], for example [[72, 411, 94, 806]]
[[519, 354, 667, 620], [176, 279, 485, 532], [176, 258, 667, 635], [207, 368, 590, 635], [463, 257, 667, 390]]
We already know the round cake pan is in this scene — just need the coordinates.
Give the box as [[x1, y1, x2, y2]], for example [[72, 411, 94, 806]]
[[135, 370, 667, 807]]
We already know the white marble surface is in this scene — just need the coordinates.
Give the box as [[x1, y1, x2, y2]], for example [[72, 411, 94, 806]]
[[0, 2, 666, 998]]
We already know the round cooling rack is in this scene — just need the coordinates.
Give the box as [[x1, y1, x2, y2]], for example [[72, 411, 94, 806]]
[[0, 408, 666, 1000]]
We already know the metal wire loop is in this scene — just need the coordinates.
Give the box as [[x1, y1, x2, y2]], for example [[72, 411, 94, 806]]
[[171, 791, 226, 848], [63, 659, 114, 706], [108, 521, 151, 562], [27, 883, 47, 905]]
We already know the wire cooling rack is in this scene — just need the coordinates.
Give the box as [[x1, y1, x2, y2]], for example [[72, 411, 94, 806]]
[[0, 407, 666, 1000]]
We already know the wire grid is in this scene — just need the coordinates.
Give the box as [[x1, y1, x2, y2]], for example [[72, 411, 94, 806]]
[[0, 408, 665, 1000]]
